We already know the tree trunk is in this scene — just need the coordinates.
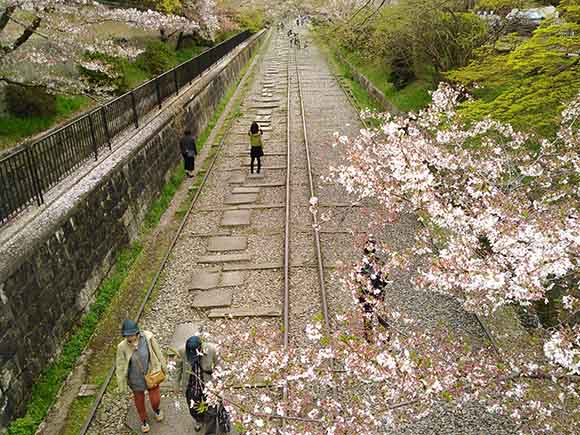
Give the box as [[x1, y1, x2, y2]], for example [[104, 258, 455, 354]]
[[176, 31, 185, 50]]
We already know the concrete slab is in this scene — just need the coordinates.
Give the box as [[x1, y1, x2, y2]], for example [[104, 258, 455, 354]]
[[126, 394, 234, 435], [199, 204, 283, 212], [256, 110, 272, 115], [168, 322, 204, 355], [223, 263, 283, 271], [246, 173, 265, 180], [190, 271, 220, 290], [251, 103, 279, 109], [244, 182, 284, 187], [224, 193, 258, 205], [208, 306, 283, 318], [228, 174, 245, 184], [221, 271, 245, 287], [78, 384, 97, 397], [192, 288, 233, 308], [241, 165, 285, 170], [198, 254, 251, 264], [207, 236, 248, 251], [232, 187, 261, 194]]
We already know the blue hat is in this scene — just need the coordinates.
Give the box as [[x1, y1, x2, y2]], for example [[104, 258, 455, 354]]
[[186, 336, 202, 365], [121, 319, 139, 336]]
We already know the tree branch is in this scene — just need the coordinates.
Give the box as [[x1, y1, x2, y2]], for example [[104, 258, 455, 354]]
[[0, 5, 16, 34], [0, 77, 40, 88], [0, 15, 44, 59]]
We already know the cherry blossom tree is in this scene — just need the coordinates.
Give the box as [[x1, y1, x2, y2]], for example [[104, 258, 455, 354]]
[[171, 86, 579, 434], [0, 0, 200, 95]]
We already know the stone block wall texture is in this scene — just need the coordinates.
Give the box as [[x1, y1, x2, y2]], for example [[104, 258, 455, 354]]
[[341, 57, 401, 115], [0, 32, 262, 430]]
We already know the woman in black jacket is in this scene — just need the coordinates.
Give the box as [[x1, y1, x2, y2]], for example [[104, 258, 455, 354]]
[[180, 130, 197, 177]]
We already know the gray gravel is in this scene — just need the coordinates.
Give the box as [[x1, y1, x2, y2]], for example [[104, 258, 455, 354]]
[[87, 29, 518, 435]]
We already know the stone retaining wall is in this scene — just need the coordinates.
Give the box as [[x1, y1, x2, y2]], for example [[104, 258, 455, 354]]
[[0, 31, 264, 430], [341, 57, 401, 114]]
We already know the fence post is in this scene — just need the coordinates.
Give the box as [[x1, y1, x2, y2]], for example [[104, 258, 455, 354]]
[[130, 91, 139, 129], [173, 69, 179, 95], [155, 78, 162, 110], [100, 106, 112, 151], [24, 147, 44, 206], [88, 112, 99, 161]]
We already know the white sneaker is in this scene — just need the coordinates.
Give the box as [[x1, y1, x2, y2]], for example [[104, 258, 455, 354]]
[[141, 421, 150, 433], [154, 409, 164, 422]]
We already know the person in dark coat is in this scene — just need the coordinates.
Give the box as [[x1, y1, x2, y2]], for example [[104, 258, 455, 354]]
[[356, 237, 389, 343], [179, 336, 231, 434], [180, 130, 197, 178], [248, 121, 264, 174]]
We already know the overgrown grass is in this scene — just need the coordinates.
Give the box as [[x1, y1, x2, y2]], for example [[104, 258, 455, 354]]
[[314, 29, 434, 113], [0, 95, 92, 151]]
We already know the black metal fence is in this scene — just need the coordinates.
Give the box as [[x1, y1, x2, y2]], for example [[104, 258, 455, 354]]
[[0, 30, 252, 226]]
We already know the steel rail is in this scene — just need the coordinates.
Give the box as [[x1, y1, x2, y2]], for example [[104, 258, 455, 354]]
[[283, 31, 292, 352], [77, 34, 267, 435], [294, 49, 331, 332], [327, 48, 503, 358]]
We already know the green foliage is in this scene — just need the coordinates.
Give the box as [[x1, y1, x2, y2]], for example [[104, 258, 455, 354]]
[[6, 243, 143, 435], [144, 165, 185, 229], [476, 0, 525, 14], [316, 27, 433, 112], [447, 22, 580, 136], [136, 40, 176, 76], [237, 8, 265, 32], [154, 0, 182, 14], [5, 84, 56, 118], [560, 0, 580, 23], [0, 95, 90, 150]]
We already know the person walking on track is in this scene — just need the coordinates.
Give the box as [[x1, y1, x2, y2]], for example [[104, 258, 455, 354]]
[[176, 335, 231, 434], [356, 238, 389, 343], [180, 129, 197, 178], [116, 320, 167, 433], [248, 121, 264, 174]]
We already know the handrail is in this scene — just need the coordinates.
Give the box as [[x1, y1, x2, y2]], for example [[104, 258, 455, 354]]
[[0, 30, 253, 227]]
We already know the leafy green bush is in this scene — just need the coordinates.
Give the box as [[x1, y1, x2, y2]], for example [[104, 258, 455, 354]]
[[560, 0, 580, 23], [237, 8, 265, 32], [476, 0, 525, 14], [136, 40, 176, 76], [5, 84, 56, 118], [447, 22, 580, 136]]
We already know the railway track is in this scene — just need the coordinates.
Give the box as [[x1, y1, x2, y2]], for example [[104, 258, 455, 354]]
[[78, 30, 271, 435]]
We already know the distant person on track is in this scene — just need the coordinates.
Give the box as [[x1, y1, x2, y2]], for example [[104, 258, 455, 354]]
[[180, 129, 198, 178], [248, 121, 264, 174], [176, 335, 231, 434], [116, 320, 167, 433], [356, 238, 389, 343]]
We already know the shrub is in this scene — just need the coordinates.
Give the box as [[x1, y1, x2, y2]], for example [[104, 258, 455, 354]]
[[560, 0, 580, 23], [5, 84, 56, 118], [447, 22, 580, 136], [237, 8, 265, 32], [388, 54, 416, 90], [135, 40, 176, 76], [476, 0, 525, 15]]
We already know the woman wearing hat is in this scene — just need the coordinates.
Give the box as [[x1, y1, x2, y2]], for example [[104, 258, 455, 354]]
[[116, 319, 167, 433]]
